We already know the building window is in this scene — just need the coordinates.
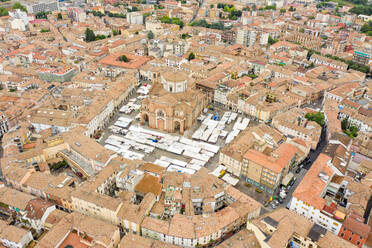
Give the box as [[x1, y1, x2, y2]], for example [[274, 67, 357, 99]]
[[357, 241, 360, 246], [349, 237, 352, 241], [341, 233, 344, 237]]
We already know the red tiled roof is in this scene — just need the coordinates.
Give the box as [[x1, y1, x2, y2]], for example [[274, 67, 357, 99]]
[[343, 215, 371, 238]]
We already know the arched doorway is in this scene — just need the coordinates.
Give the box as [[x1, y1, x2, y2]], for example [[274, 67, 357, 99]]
[[141, 113, 149, 126], [155, 109, 166, 131], [174, 121, 181, 134]]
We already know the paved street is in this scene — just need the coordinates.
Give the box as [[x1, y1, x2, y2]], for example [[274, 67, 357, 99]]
[[277, 126, 328, 209]]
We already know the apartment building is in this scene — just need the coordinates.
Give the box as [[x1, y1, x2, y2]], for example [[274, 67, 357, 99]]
[[310, 54, 348, 71], [236, 28, 258, 48], [289, 154, 344, 235], [324, 82, 365, 103], [22, 0, 59, 14], [37, 212, 121, 248], [0, 186, 35, 218], [219, 124, 285, 177], [352, 43, 372, 65], [238, 91, 298, 123], [71, 189, 123, 225], [338, 106, 372, 133], [0, 111, 9, 137], [60, 128, 115, 175], [21, 172, 76, 212], [30, 108, 73, 134], [338, 215, 371, 248], [0, 220, 33, 248], [284, 32, 323, 51], [241, 143, 298, 194], [141, 184, 262, 247], [120, 233, 178, 248], [247, 208, 355, 248], [272, 108, 322, 150], [38, 67, 76, 83]]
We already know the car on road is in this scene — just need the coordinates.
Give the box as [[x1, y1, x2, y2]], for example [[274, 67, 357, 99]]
[[270, 202, 277, 209], [295, 167, 302, 174], [277, 197, 283, 204], [289, 177, 297, 186]]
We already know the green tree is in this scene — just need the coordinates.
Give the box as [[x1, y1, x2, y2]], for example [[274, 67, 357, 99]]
[[12, 2, 27, 12], [248, 74, 258, 79], [349, 5, 372, 15], [341, 117, 358, 138], [147, 30, 154, 39], [143, 12, 151, 23], [210, 4, 214, 8], [280, 8, 286, 13], [181, 33, 191, 39], [341, 117, 349, 130], [57, 13, 62, 20], [305, 112, 325, 126], [112, 29, 118, 36], [120, 55, 129, 62], [188, 52, 195, 61], [307, 62, 315, 68], [288, 6, 296, 11], [85, 28, 96, 42], [264, 5, 276, 10], [158, 16, 184, 28], [95, 34, 106, 40], [268, 36, 278, 45], [0, 7, 8, 16], [361, 21, 372, 35]]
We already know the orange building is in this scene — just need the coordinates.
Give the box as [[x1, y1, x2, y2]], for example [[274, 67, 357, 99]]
[[140, 71, 206, 134]]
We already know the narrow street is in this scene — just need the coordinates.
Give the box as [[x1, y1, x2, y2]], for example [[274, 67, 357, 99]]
[[280, 125, 328, 209]]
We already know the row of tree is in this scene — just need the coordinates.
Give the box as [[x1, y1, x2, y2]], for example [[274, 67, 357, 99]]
[[0, 2, 27, 17], [84, 28, 106, 42], [158, 16, 184, 28], [360, 21, 372, 36], [189, 19, 230, 30]]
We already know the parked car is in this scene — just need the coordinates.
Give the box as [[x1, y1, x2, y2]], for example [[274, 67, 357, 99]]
[[270, 202, 277, 209], [280, 191, 287, 199], [289, 177, 297, 186], [295, 167, 302, 174], [273, 200, 280, 206], [277, 197, 283, 204]]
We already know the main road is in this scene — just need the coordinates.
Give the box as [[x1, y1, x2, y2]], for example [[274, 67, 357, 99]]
[[190, 0, 204, 23]]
